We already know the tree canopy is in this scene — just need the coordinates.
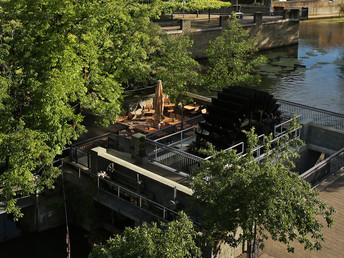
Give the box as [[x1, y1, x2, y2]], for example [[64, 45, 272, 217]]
[[190, 119, 335, 254], [161, 0, 231, 14], [0, 0, 199, 218], [89, 211, 201, 258], [152, 35, 201, 105], [205, 16, 266, 89]]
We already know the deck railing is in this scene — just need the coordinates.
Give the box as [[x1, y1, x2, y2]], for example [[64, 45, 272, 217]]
[[146, 115, 203, 140], [146, 139, 202, 175], [300, 147, 344, 188], [278, 99, 344, 131]]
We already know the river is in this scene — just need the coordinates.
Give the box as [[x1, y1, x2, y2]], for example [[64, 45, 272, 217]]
[[256, 18, 344, 113]]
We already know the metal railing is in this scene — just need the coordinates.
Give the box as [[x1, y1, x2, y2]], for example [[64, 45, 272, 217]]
[[146, 115, 203, 140], [146, 114, 301, 174], [74, 165, 182, 223], [300, 147, 344, 188], [153, 126, 195, 148], [146, 139, 202, 175], [70, 133, 131, 169], [278, 99, 344, 131]]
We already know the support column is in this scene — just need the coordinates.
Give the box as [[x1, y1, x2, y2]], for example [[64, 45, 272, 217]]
[[254, 12, 263, 24], [181, 19, 191, 34], [219, 15, 230, 28]]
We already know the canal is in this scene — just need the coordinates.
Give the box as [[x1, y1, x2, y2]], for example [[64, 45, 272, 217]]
[[256, 18, 344, 113]]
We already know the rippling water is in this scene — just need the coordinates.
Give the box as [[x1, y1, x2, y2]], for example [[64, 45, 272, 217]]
[[255, 18, 344, 113]]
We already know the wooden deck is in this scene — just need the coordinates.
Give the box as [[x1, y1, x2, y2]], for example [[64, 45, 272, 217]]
[[260, 168, 344, 258]]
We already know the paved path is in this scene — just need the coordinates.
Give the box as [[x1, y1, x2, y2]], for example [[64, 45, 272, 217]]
[[160, 13, 285, 32], [260, 168, 344, 258]]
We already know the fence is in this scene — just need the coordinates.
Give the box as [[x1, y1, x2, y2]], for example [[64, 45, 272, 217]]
[[300, 147, 344, 188], [278, 99, 344, 131]]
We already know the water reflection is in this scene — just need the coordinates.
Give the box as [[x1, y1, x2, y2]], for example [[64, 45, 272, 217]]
[[255, 18, 344, 113]]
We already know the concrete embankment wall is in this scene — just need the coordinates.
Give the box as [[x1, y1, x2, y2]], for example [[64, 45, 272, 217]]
[[244, 19, 299, 50], [272, 0, 344, 18], [168, 15, 299, 59], [304, 122, 344, 154]]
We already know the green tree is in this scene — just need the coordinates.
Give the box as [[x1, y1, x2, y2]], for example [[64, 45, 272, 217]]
[[0, 0, 169, 218], [89, 211, 201, 258], [161, 0, 231, 18], [190, 119, 335, 256], [205, 16, 266, 89], [152, 35, 200, 106]]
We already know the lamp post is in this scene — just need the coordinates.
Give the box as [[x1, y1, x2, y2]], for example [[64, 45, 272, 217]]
[[182, 1, 186, 18]]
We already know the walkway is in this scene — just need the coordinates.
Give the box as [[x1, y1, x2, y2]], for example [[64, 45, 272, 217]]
[[260, 168, 344, 258], [160, 13, 285, 32]]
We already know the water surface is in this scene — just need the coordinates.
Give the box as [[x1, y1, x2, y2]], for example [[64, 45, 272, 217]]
[[256, 18, 344, 113]]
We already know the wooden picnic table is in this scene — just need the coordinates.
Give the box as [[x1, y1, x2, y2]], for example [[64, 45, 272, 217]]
[[135, 125, 157, 134], [184, 105, 196, 111], [164, 103, 175, 108], [143, 109, 155, 116], [166, 120, 180, 126]]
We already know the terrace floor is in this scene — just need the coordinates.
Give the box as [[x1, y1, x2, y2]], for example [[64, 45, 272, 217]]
[[260, 168, 344, 258]]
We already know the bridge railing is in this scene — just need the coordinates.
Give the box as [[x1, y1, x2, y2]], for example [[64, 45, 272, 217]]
[[278, 99, 344, 131], [300, 147, 344, 188]]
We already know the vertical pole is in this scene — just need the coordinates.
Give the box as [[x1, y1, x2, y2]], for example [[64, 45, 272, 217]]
[[78, 168, 81, 179], [173, 186, 177, 200], [35, 189, 40, 232], [180, 131, 183, 148]]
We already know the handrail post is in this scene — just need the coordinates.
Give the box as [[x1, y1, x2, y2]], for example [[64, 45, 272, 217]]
[[180, 131, 183, 148]]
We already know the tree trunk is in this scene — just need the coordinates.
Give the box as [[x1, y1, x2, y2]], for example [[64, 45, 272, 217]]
[[253, 223, 258, 258], [208, 9, 211, 22]]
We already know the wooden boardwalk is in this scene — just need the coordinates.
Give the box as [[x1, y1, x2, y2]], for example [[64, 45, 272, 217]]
[[260, 168, 344, 258]]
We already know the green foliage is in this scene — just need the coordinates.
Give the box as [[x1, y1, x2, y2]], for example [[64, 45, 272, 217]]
[[0, 0, 175, 218], [205, 16, 266, 89], [339, 4, 344, 16], [152, 35, 200, 105], [161, 0, 231, 14], [89, 211, 201, 258], [191, 118, 335, 253]]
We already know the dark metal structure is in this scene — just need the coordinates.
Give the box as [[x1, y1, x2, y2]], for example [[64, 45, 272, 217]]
[[196, 87, 281, 150]]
